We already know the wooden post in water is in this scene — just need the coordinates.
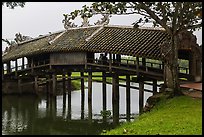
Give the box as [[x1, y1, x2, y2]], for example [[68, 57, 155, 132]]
[[46, 75, 51, 96], [15, 59, 18, 77], [142, 58, 146, 67], [126, 74, 131, 121], [139, 79, 144, 114], [52, 73, 56, 96], [153, 79, 157, 95], [2, 64, 4, 80], [112, 72, 119, 125], [109, 53, 112, 72], [62, 91, 66, 118], [102, 71, 107, 122], [22, 57, 25, 70], [7, 61, 11, 74], [88, 71, 92, 123], [18, 77, 22, 94], [67, 72, 72, 120], [34, 76, 38, 94], [80, 72, 85, 119], [62, 72, 66, 95]]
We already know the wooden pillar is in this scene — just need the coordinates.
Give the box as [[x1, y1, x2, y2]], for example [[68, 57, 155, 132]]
[[15, 59, 18, 77], [81, 72, 85, 119], [142, 58, 146, 67], [112, 72, 119, 125], [2, 64, 4, 80], [47, 75, 51, 95], [31, 58, 34, 74], [67, 72, 72, 120], [22, 57, 25, 70], [18, 77, 22, 94], [34, 76, 38, 94], [139, 80, 144, 114], [62, 72, 66, 95], [88, 71, 92, 123], [62, 91, 66, 118], [126, 74, 131, 121], [153, 79, 157, 95], [109, 53, 112, 72], [136, 57, 139, 76], [52, 73, 56, 96], [102, 71, 107, 122], [7, 61, 11, 74]]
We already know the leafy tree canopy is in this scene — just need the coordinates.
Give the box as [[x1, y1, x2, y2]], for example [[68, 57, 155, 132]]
[[2, 2, 25, 9], [67, 2, 202, 35]]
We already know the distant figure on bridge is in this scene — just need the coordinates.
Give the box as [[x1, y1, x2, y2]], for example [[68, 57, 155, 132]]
[[98, 53, 108, 65]]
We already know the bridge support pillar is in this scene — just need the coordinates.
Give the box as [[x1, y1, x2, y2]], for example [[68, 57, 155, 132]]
[[102, 71, 107, 122], [62, 88, 66, 118], [67, 72, 72, 120], [34, 76, 38, 94], [126, 74, 131, 121], [139, 80, 144, 114], [18, 77, 22, 94], [88, 71, 92, 123], [153, 79, 157, 95], [112, 72, 119, 125], [81, 72, 85, 119], [62, 72, 66, 95], [52, 74, 56, 96], [46, 75, 51, 96]]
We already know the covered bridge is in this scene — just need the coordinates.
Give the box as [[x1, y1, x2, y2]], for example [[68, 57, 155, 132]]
[[2, 25, 202, 82]]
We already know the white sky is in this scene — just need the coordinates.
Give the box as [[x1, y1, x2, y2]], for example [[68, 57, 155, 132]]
[[2, 2, 202, 52]]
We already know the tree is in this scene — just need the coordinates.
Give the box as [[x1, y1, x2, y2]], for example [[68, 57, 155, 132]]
[[66, 2, 202, 95], [2, 2, 25, 9]]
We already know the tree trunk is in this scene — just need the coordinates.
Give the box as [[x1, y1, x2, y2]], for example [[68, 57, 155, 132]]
[[172, 35, 181, 95], [165, 35, 182, 95]]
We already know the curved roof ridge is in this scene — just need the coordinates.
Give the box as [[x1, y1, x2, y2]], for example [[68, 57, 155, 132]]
[[104, 24, 165, 31], [65, 25, 103, 30], [85, 26, 104, 42], [17, 30, 65, 45]]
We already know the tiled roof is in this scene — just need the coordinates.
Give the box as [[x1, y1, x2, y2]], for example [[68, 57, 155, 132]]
[[2, 25, 170, 62], [81, 26, 169, 59]]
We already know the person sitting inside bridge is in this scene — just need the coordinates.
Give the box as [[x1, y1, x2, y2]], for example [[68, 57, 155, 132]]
[[98, 53, 108, 65]]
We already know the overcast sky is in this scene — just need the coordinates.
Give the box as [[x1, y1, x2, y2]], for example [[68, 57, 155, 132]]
[[2, 2, 202, 52]]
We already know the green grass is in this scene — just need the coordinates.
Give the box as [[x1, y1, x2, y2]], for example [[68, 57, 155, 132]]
[[102, 96, 202, 135]]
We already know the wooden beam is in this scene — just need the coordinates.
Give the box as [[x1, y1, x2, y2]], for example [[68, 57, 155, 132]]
[[126, 74, 130, 121], [109, 53, 112, 72], [15, 59, 18, 77], [102, 71, 107, 122], [62, 72, 66, 95], [18, 78, 22, 94], [7, 61, 11, 74], [153, 79, 157, 95], [22, 57, 25, 70], [35, 76, 38, 94], [81, 72, 85, 119], [139, 80, 144, 114], [67, 72, 72, 120], [112, 73, 119, 125], [52, 74, 56, 96], [88, 71, 92, 123]]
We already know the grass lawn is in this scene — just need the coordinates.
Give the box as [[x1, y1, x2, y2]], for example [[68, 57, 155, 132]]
[[102, 95, 202, 135]]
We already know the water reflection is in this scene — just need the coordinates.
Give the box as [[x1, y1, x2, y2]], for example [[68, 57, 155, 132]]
[[2, 82, 153, 135]]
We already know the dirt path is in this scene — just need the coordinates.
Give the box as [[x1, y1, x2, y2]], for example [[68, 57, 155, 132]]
[[182, 90, 202, 99]]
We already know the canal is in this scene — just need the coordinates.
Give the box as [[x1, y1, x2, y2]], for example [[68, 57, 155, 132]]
[[2, 82, 155, 135]]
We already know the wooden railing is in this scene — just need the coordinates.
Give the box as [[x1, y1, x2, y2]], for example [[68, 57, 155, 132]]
[[5, 59, 50, 74], [87, 58, 189, 75]]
